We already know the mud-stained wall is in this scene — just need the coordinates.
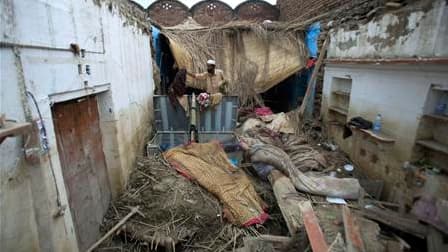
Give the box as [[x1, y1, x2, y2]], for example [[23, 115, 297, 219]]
[[328, 0, 448, 58], [321, 64, 448, 200], [0, 0, 154, 251], [321, 0, 448, 201]]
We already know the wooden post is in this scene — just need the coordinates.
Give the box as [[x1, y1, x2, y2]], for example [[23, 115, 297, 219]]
[[299, 201, 329, 252], [86, 206, 140, 252], [298, 37, 330, 123], [342, 205, 366, 252], [267, 170, 307, 235]]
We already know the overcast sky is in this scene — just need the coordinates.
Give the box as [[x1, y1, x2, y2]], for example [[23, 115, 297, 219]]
[[133, 0, 277, 8]]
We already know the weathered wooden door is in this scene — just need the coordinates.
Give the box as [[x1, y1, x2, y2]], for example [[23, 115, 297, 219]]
[[52, 96, 111, 251]]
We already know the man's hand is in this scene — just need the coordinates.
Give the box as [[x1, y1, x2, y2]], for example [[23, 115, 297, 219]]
[[219, 80, 228, 94]]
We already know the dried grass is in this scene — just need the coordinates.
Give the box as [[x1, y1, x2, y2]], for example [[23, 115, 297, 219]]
[[162, 21, 307, 108], [99, 154, 288, 251]]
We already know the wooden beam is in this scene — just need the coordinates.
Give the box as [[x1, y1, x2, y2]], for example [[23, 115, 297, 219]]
[[359, 207, 428, 238], [267, 170, 307, 236], [240, 235, 293, 252], [427, 228, 448, 252], [298, 37, 329, 121], [299, 201, 329, 252], [342, 205, 366, 252], [0, 121, 32, 139]]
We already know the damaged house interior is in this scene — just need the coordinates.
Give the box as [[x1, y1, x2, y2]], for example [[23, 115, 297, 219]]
[[1, 0, 448, 251]]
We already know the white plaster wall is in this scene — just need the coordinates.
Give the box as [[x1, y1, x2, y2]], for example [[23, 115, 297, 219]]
[[328, 0, 448, 58], [322, 64, 448, 164], [0, 0, 154, 251]]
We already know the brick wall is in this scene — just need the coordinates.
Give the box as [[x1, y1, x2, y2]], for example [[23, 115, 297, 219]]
[[148, 0, 280, 27], [148, 0, 189, 27], [235, 0, 279, 21], [191, 0, 234, 26]]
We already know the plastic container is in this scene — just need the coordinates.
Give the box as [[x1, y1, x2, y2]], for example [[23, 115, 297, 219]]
[[372, 114, 382, 133], [435, 103, 447, 115]]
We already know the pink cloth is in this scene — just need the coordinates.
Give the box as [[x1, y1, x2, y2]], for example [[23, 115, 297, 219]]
[[255, 106, 273, 116], [242, 212, 269, 227]]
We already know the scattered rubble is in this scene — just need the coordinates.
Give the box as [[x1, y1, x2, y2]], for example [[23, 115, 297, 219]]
[[95, 112, 428, 251], [97, 155, 289, 251]]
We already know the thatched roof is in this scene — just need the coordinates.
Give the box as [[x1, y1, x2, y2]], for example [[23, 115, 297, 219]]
[[160, 21, 309, 105]]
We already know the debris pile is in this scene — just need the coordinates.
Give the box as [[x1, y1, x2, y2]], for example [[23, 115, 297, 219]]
[[98, 155, 289, 251], [96, 93, 446, 252]]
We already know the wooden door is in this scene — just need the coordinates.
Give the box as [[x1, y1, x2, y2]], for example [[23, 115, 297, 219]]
[[52, 96, 111, 251]]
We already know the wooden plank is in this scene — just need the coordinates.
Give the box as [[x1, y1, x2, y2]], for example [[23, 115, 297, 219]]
[[358, 128, 395, 143], [299, 201, 329, 252], [342, 206, 366, 252], [241, 235, 293, 252], [0, 121, 32, 138], [416, 139, 448, 155], [332, 90, 351, 97], [298, 37, 329, 121], [359, 207, 428, 238], [267, 170, 306, 236], [328, 106, 348, 116], [424, 114, 448, 122], [427, 228, 448, 252]]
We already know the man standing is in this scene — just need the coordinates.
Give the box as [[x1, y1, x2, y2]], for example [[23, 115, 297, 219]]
[[187, 59, 227, 94]]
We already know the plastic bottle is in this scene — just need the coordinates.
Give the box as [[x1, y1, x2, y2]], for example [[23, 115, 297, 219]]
[[372, 114, 382, 133]]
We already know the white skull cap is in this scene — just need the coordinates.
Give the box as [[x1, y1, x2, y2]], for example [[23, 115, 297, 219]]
[[207, 59, 216, 65]]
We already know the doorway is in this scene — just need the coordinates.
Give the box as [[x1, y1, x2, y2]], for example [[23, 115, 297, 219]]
[[52, 95, 111, 251]]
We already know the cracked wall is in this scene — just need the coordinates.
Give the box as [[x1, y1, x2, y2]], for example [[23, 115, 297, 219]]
[[328, 0, 448, 58]]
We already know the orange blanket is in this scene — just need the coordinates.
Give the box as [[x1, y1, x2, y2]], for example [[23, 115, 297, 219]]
[[164, 142, 268, 226]]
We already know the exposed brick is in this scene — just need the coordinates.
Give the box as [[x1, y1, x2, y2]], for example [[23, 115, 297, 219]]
[[148, 0, 280, 27], [235, 0, 279, 22], [148, 0, 189, 27], [191, 0, 234, 26]]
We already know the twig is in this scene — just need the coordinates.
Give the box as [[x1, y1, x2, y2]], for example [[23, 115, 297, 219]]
[[87, 206, 140, 252], [216, 229, 242, 252], [130, 181, 150, 198], [137, 170, 158, 183], [184, 244, 213, 250]]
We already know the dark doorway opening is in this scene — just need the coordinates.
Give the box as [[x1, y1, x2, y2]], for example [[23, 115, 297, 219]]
[[159, 34, 177, 95], [157, 34, 203, 95], [52, 95, 111, 251], [261, 68, 312, 113]]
